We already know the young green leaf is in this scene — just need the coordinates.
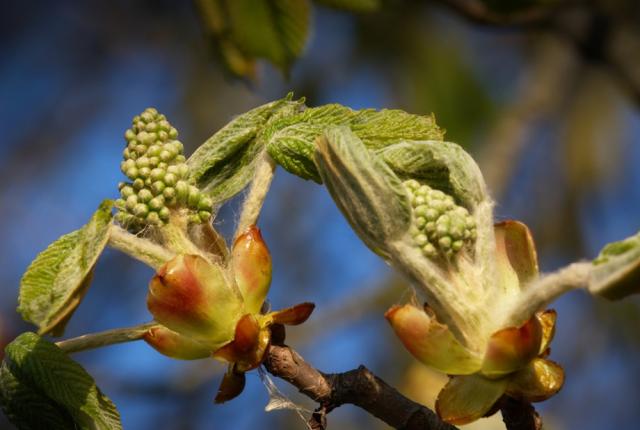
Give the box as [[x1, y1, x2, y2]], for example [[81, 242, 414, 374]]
[[314, 126, 411, 257], [265, 105, 445, 183], [376, 140, 487, 208], [2, 332, 122, 430], [590, 230, 640, 300], [0, 362, 75, 430], [18, 201, 113, 336], [264, 104, 361, 182], [350, 109, 444, 150], [226, 0, 311, 71], [187, 96, 303, 203]]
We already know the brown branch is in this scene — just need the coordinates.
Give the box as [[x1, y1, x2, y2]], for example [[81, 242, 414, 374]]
[[263, 344, 457, 430], [500, 397, 543, 430], [432, 0, 567, 27], [605, 24, 640, 105]]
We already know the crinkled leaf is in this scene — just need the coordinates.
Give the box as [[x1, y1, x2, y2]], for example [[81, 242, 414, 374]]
[[436, 374, 507, 425], [226, 0, 311, 70], [266, 122, 325, 181], [2, 332, 122, 429], [266, 105, 444, 183], [590, 230, 640, 300], [352, 109, 444, 150], [314, 0, 381, 12], [315, 126, 411, 257], [187, 96, 302, 203], [265, 104, 363, 182], [18, 200, 113, 336], [0, 362, 75, 430], [376, 140, 486, 208]]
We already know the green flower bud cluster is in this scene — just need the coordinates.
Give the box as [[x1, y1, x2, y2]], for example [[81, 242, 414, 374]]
[[114, 108, 213, 228], [403, 179, 477, 259]]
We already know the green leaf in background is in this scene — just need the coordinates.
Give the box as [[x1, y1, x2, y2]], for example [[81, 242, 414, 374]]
[[197, 0, 311, 77], [0, 362, 75, 430], [1, 332, 122, 430], [18, 201, 113, 336], [188, 95, 303, 203], [376, 140, 487, 208], [590, 231, 640, 300], [315, 126, 411, 257], [228, 0, 311, 70], [313, 0, 381, 13]]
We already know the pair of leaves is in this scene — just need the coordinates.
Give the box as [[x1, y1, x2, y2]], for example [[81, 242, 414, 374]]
[[0, 333, 122, 429], [196, 0, 381, 78], [265, 104, 487, 211], [188, 96, 488, 215], [18, 201, 113, 336], [264, 105, 446, 183]]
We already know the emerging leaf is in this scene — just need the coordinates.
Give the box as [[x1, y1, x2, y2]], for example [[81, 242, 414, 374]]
[[264, 104, 363, 182], [2, 333, 122, 429], [377, 140, 486, 209], [351, 110, 444, 150], [266, 106, 445, 183], [187, 95, 303, 203], [315, 126, 411, 257], [590, 230, 640, 299], [18, 200, 113, 336]]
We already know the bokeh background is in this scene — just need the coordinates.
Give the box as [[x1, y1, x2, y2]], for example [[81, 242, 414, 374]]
[[2, 1, 640, 429]]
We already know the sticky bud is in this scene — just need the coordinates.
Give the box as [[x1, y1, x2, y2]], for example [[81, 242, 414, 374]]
[[147, 255, 243, 348], [232, 226, 272, 314], [144, 325, 211, 360]]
